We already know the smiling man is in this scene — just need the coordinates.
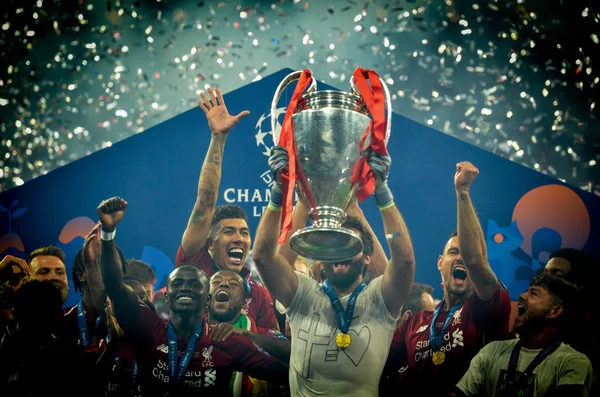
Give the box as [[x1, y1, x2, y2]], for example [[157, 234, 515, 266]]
[[454, 272, 592, 397], [387, 162, 512, 396], [173, 87, 278, 332], [98, 197, 288, 396]]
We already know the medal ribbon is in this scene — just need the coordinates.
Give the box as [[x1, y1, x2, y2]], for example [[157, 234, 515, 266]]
[[322, 280, 366, 334], [167, 320, 204, 383], [503, 339, 562, 392], [77, 299, 102, 348], [429, 301, 461, 351]]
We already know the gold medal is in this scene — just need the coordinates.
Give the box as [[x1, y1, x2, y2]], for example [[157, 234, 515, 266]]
[[336, 332, 352, 349], [432, 350, 445, 365]]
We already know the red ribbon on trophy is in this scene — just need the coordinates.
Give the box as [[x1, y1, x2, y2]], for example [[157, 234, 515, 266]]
[[350, 68, 388, 201], [277, 69, 316, 245]]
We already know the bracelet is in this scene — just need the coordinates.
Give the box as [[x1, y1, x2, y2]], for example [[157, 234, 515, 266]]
[[101, 229, 116, 241]]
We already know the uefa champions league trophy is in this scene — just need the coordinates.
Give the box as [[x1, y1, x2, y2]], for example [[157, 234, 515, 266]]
[[270, 69, 391, 262]]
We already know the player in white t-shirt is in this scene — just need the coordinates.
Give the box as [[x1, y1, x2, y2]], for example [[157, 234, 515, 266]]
[[252, 147, 416, 396]]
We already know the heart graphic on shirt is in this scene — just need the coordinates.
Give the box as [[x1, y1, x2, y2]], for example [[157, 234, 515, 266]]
[[342, 326, 371, 366]]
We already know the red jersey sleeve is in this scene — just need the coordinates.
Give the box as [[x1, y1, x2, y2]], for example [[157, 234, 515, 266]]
[[175, 244, 212, 267], [474, 283, 512, 341], [220, 335, 289, 383], [124, 305, 166, 348], [251, 282, 280, 332]]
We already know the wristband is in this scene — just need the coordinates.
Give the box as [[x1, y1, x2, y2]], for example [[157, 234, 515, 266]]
[[269, 182, 283, 208], [101, 229, 116, 241], [379, 202, 395, 211], [267, 202, 282, 211], [374, 182, 394, 208]]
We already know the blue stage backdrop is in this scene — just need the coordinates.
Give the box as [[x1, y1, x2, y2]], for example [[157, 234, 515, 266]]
[[1, 68, 598, 307]]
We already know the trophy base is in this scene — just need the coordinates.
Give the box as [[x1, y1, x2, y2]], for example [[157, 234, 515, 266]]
[[289, 226, 363, 262]]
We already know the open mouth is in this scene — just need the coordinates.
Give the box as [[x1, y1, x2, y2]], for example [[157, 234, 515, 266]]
[[517, 303, 526, 316], [215, 290, 231, 303], [228, 248, 244, 265], [452, 266, 467, 281]]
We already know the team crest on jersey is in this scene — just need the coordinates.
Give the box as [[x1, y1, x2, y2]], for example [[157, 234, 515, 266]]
[[202, 345, 214, 367], [452, 306, 464, 327]]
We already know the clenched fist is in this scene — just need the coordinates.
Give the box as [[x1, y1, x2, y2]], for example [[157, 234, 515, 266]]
[[454, 161, 479, 193], [97, 197, 128, 232]]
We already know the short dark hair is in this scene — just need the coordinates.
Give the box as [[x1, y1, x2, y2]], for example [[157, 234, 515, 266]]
[[548, 248, 598, 289], [342, 216, 374, 257], [125, 259, 156, 285], [401, 283, 435, 316], [209, 205, 249, 238], [530, 272, 583, 332], [28, 246, 65, 264], [211, 204, 248, 228]]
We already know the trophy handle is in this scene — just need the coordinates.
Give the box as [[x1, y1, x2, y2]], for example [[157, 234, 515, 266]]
[[350, 75, 392, 146], [270, 71, 318, 145]]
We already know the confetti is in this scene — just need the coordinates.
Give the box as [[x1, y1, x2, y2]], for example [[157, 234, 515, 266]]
[[0, 0, 598, 194]]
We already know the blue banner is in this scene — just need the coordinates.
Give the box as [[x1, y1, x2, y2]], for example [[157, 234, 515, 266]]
[[1, 68, 598, 305]]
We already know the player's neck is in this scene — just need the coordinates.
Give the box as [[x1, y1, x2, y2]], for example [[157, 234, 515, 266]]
[[442, 291, 470, 310], [170, 311, 205, 341], [207, 311, 242, 326], [332, 278, 364, 298], [520, 327, 560, 350]]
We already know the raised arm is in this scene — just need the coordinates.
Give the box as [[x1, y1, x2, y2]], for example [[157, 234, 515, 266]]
[[80, 223, 109, 315], [346, 199, 388, 278], [369, 152, 415, 318], [277, 199, 308, 268], [181, 88, 250, 256], [97, 197, 140, 332], [454, 162, 497, 302], [252, 146, 298, 307]]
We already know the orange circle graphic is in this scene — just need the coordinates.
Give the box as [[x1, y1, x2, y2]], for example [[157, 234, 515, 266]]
[[512, 184, 590, 257]]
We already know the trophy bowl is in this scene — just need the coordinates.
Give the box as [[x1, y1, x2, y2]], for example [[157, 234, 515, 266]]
[[272, 71, 391, 262]]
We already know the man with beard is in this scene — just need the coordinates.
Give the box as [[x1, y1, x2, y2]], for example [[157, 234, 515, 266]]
[[172, 88, 278, 331], [252, 148, 415, 396], [387, 162, 512, 396], [99, 197, 288, 396], [454, 272, 592, 397], [208, 270, 291, 396]]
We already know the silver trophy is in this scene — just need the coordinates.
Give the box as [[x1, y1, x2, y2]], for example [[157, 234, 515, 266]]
[[271, 71, 391, 262]]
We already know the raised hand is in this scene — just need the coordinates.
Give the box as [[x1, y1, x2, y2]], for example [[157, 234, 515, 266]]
[[268, 145, 289, 183], [197, 88, 250, 137], [97, 197, 128, 232], [367, 149, 392, 185], [83, 222, 102, 264], [0, 255, 29, 287], [454, 161, 479, 193]]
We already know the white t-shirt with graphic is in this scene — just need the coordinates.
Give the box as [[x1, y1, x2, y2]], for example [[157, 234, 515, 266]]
[[285, 272, 399, 396], [457, 339, 592, 397]]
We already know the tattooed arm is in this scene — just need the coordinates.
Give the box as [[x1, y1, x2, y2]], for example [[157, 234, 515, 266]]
[[181, 88, 250, 256]]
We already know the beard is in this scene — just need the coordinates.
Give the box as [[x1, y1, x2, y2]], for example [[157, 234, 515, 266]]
[[323, 256, 365, 290], [208, 303, 243, 323]]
